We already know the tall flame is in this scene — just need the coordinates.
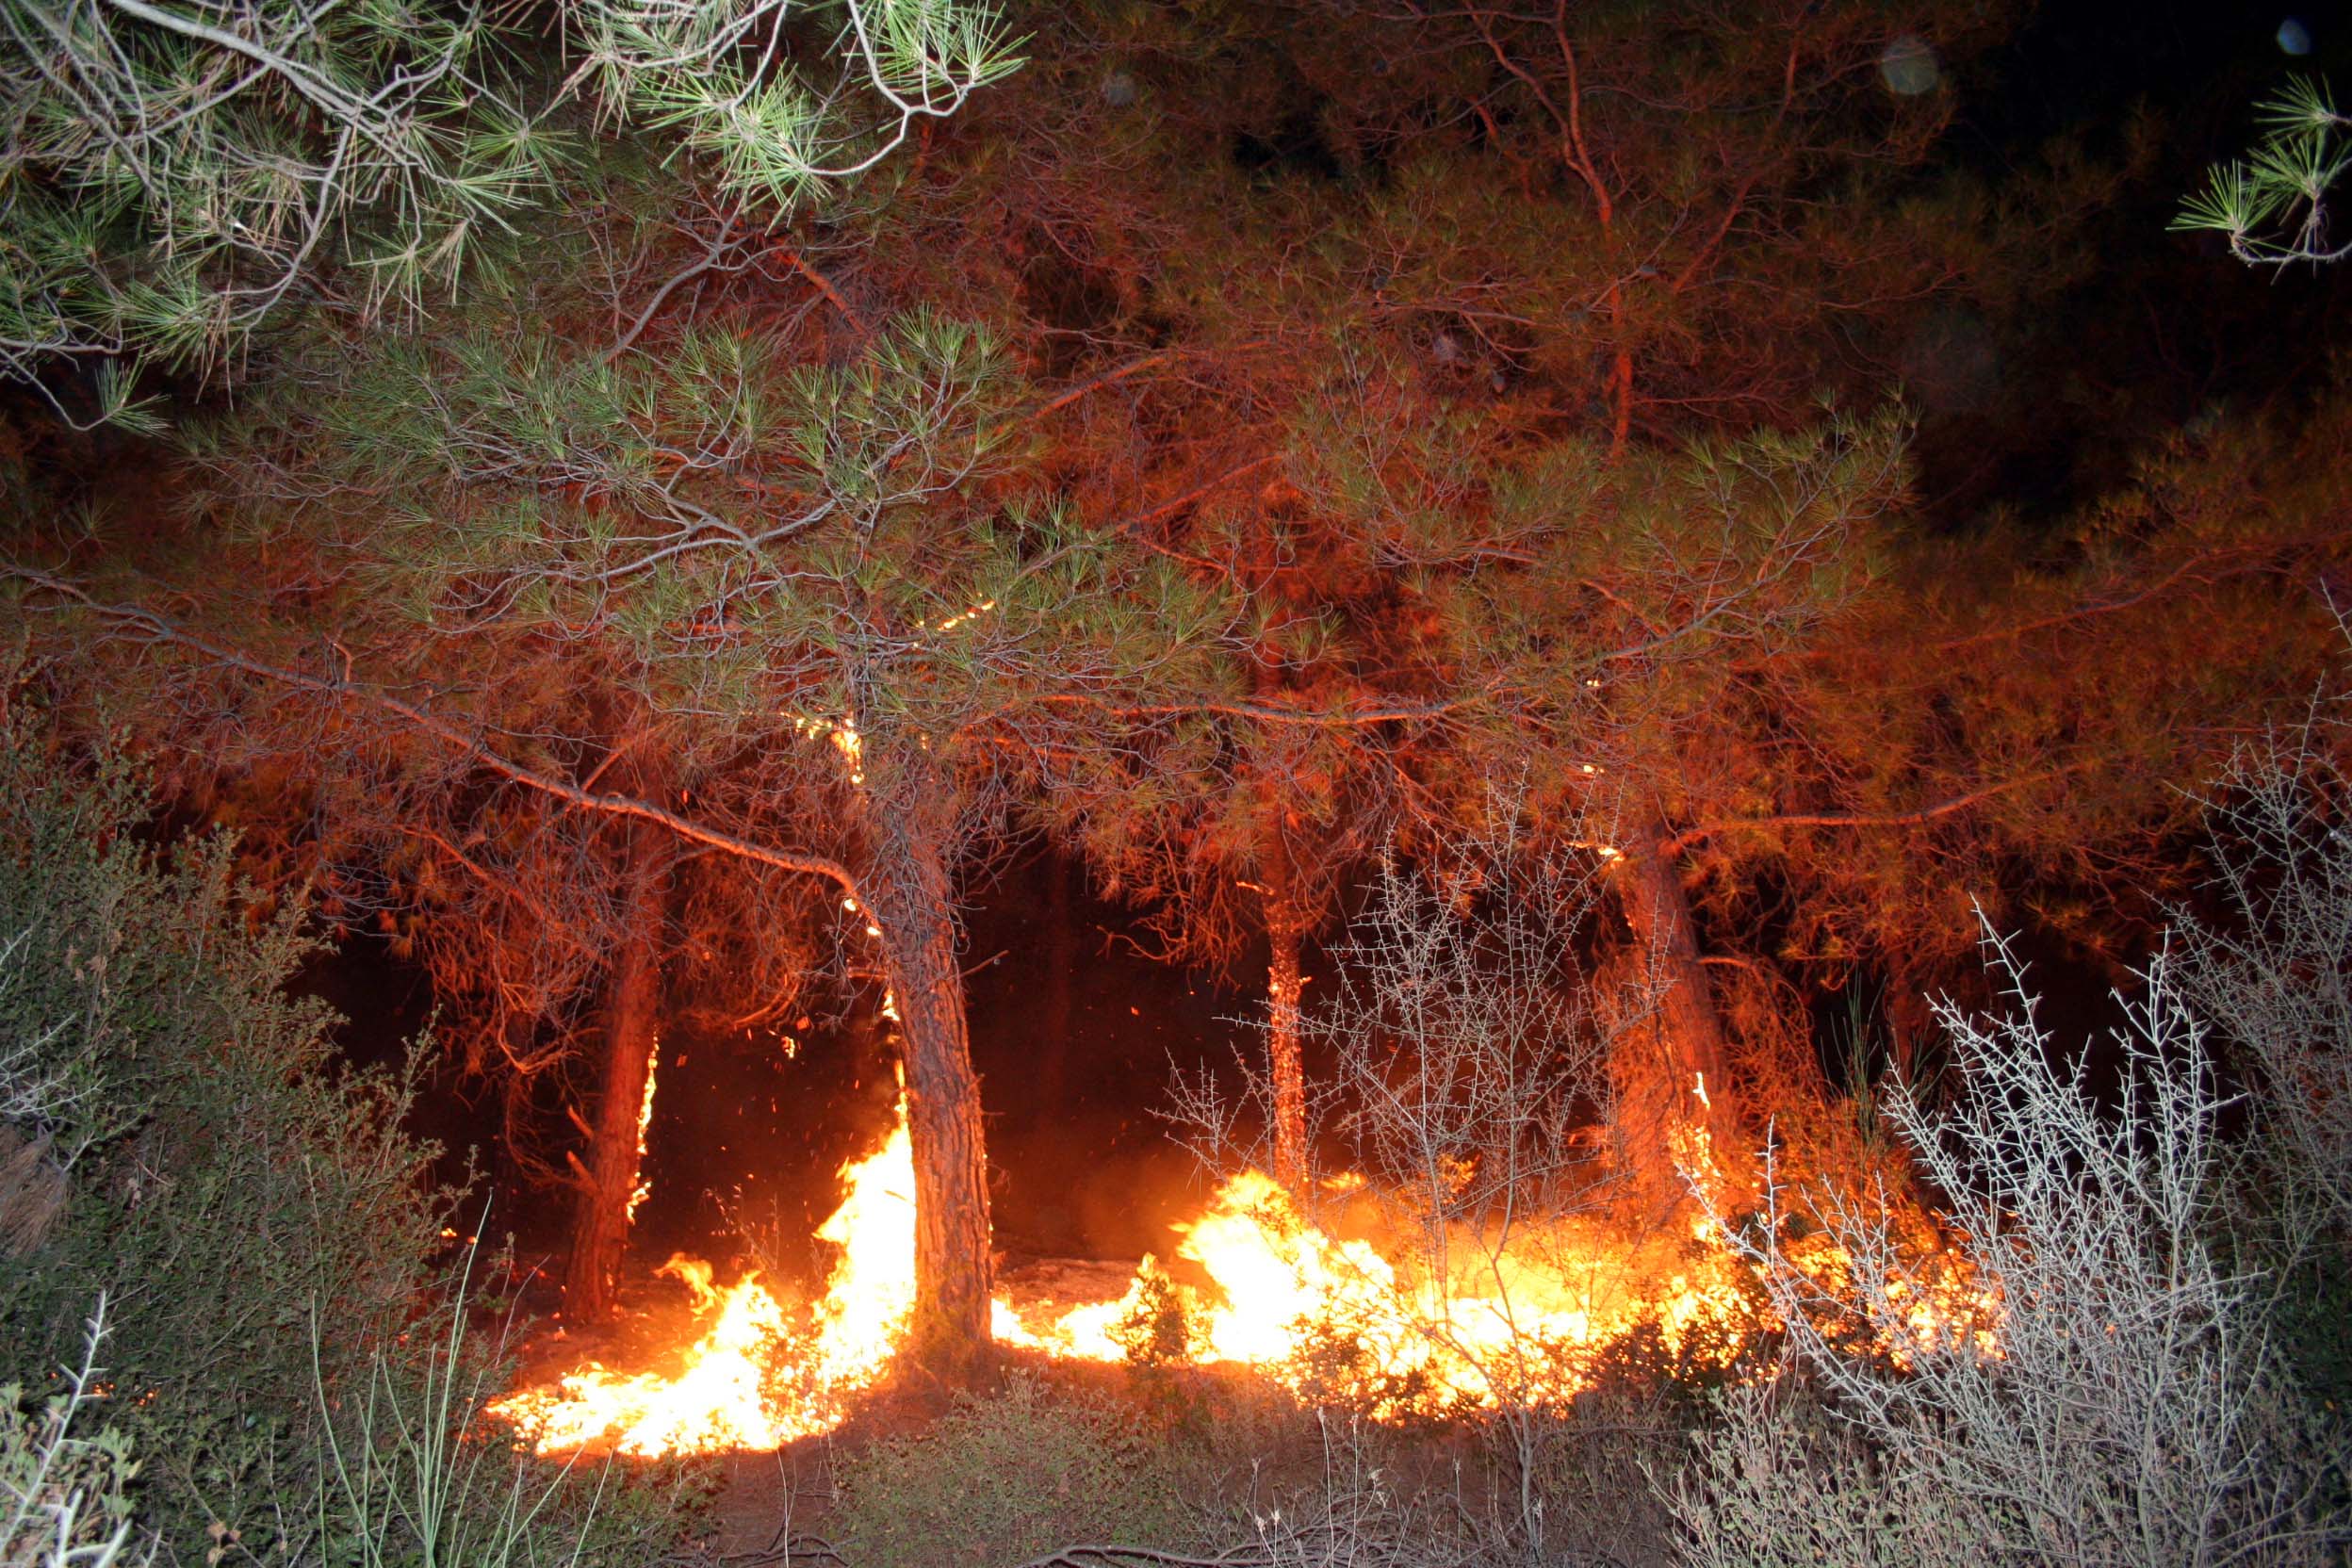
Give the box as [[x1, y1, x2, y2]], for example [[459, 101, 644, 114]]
[[625, 1041, 660, 1223], [490, 1106, 917, 1455]]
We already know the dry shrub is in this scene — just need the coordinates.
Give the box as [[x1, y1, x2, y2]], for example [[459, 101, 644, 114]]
[[830, 1374, 1203, 1568], [1675, 926, 2349, 1568], [0, 1125, 64, 1257]]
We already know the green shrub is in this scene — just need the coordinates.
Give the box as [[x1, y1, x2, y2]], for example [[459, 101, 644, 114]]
[[833, 1375, 1202, 1568], [3, 1302, 150, 1568], [0, 724, 449, 1554], [0, 722, 704, 1565]]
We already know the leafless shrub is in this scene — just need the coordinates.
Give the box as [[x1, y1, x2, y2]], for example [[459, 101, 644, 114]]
[[2176, 694, 2352, 1241], [1310, 833, 1626, 1237], [1678, 925, 2346, 1567], [1169, 798, 1683, 1557]]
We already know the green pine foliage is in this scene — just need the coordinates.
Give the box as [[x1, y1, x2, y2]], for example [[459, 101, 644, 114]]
[[2178, 77, 2352, 269], [196, 204, 1235, 851], [0, 0, 1019, 428]]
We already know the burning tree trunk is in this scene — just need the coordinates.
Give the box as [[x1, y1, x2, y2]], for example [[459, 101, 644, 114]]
[[1263, 833, 1309, 1187], [856, 768, 995, 1383], [1610, 823, 1737, 1175], [564, 812, 670, 1321]]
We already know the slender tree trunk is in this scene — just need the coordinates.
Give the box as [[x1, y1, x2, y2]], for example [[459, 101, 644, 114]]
[[1610, 822, 1736, 1177], [856, 769, 995, 1384], [1263, 832, 1308, 1187], [564, 814, 668, 1321]]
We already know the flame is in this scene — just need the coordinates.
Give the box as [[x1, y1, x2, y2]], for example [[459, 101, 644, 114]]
[[490, 1255, 793, 1455], [498, 1086, 1998, 1454], [491, 1106, 917, 1455], [788, 713, 865, 785], [997, 1169, 1772, 1415], [804, 1103, 916, 1389], [626, 1041, 660, 1223]]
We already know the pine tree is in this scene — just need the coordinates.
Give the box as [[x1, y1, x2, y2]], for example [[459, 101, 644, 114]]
[[74, 188, 1233, 1370]]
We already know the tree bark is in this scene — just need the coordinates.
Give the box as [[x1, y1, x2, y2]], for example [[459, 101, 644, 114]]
[[856, 770, 995, 1384], [564, 813, 669, 1321], [1263, 831, 1309, 1187], [1610, 822, 1737, 1178]]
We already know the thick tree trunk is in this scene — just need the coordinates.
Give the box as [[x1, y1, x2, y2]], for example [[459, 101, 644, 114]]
[[1611, 822, 1737, 1179], [1262, 833, 1308, 1187], [857, 778, 995, 1385], [564, 815, 668, 1321]]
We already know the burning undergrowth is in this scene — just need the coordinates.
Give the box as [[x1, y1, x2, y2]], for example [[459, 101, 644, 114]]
[[489, 834, 2005, 1457], [487, 1096, 1995, 1456]]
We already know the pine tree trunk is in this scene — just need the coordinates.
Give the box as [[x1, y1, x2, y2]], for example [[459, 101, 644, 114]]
[[564, 816, 668, 1321], [856, 772, 995, 1384], [1610, 822, 1736, 1176], [1263, 835, 1308, 1187]]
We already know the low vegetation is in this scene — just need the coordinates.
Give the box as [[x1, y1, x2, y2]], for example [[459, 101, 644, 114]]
[[0, 721, 701, 1564]]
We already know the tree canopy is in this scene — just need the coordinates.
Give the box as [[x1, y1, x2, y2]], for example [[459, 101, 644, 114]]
[[2, 0, 2344, 1385]]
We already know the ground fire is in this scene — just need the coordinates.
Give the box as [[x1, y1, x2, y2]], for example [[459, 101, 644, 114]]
[[488, 1095, 1998, 1457]]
